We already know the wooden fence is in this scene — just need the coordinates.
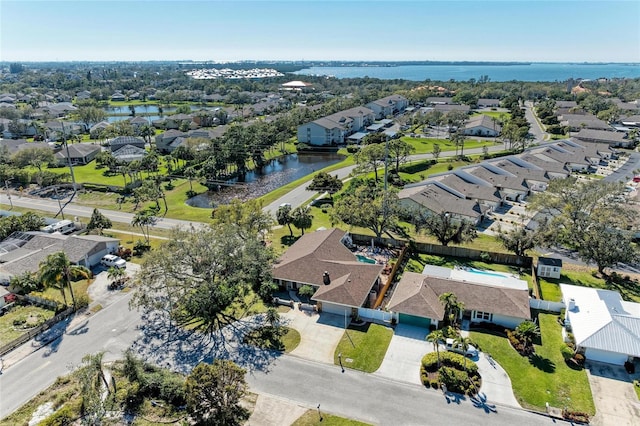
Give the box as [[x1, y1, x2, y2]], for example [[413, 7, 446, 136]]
[[0, 307, 74, 356], [349, 233, 532, 267], [373, 244, 408, 309]]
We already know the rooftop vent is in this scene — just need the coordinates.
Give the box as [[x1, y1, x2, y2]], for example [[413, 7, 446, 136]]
[[323, 271, 330, 285]]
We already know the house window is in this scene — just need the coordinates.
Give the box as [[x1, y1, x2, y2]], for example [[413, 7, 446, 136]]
[[474, 311, 492, 321]]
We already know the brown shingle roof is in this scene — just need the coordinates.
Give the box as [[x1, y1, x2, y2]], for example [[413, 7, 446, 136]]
[[388, 271, 531, 320], [273, 228, 382, 308]]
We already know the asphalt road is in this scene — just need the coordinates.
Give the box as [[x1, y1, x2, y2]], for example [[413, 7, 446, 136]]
[[0, 290, 564, 425], [246, 355, 560, 426], [0, 193, 205, 230], [603, 152, 640, 183], [0, 291, 142, 418], [524, 101, 547, 141]]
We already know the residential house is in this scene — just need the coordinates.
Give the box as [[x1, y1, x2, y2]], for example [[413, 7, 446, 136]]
[[163, 113, 195, 130], [571, 129, 634, 148], [620, 115, 640, 127], [398, 181, 485, 225], [561, 284, 640, 365], [477, 98, 501, 108], [55, 143, 101, 165], [555, 100, 578, 109], [0, 232, 120, 284], [465, 164, 529, 201], [112, 144, 147, 163], [108, 136, 146, 152], [365, 94, 409, 119], [111, 92, 126, 102], [272, 228, 383, 316], [424, 97, 454, 105], [387, 267, 530, 329], [486, 157, 550, 192], [0, 139, 51, 155], [559, 114, 611, 131], [76, 90, 91, 101], [155, 129, 188, 153], [434, 104, 470, 114], [537, 257, 562, 279], [433, 172, 503, 211], [297, 107, 375, 146], [89, 121, 110, 139], [462, 114, 501, 137]]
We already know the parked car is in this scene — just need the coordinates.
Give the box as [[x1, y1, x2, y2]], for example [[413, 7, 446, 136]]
[[444, 338, 479, 357], [100, 254, 126, 269]]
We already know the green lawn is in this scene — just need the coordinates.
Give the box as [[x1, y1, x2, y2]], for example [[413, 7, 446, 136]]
[[538, 269, 605, 303], [292, 411, 371, 426], [333, 323, 393, 373], [470, 313, 595, 414], [0, 305, 56, 346], [400, 136, 496, 155], [471, 111, 511, 120], [281, 327, 301, 353]]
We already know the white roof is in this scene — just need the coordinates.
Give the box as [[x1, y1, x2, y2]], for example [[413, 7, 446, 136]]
[[561, 284, 640, 356], [422, 264, 528, 290], [282, 80, 311, 88]]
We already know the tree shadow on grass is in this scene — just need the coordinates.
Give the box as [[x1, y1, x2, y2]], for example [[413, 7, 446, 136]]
[[280, 235, 300, 247], [528, 353, 555, 373], [131, 310, 279, 376]]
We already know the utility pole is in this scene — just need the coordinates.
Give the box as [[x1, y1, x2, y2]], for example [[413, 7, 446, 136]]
[[61, 122, 78, 194], [4, 180, 12, 210]]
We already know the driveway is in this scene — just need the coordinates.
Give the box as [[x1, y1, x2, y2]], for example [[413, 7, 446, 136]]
[[88, 262, 140, 308], [280, 309, 345, 364], [375, 324, 431, 384], [376, 324, 521, 408], [586, 361, 640, 426]]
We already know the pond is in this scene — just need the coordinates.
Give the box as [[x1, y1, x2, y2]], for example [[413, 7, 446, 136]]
[[103, 105, 178, 115], [186, 153, 345, 208]]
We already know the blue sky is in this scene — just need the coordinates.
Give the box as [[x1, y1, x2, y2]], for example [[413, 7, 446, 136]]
[[1, 1, 638, 62]]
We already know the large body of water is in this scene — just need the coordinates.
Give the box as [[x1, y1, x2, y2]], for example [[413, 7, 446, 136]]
[[293, 63, 640, 82], [187, 153, 345, 208]]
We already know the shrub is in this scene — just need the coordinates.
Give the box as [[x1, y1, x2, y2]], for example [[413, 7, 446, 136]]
[[573, 353, 585, 365], [133, 240, 151, 256], [447, 164, 453, 170], [186, 190, 197, 198], [438, 367, 477, 395], [40, 403, 78, 426], [421, 351, 478, 375], [560, 344, 574, 361], [430, 379, 440, 389]]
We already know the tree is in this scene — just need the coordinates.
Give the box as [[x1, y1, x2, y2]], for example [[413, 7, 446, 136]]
[[298, 284, 316, 300], [388, 139, 415, 171], [414, 211, 477, 246], [185, 361, 249, 426], [439, 292, 464, 328], [39, 252, 91, 309], [431, 143, 441, 161], [87, 208, 112, 235], [354, 143, 386, 182], [291, 205, 313, 235], [76, 106, 106, 128], [131, 208, 157, 244], [529, 178, 639, 275], [453, 333, 472, 371], [184, 167, 198, 191], [426, 329, 445, 367], [107, 266, 125, 287], [515, 320, 540, 348], [331, 180, 401, 240], [77, 352, 111, 425], [211, 198, 273, 242], [130, 223, 276, 335], [276, 204, 294, 237], [11, 146, 55, 172], [306, 172, 343, 199], [496, 225, 538, 257]]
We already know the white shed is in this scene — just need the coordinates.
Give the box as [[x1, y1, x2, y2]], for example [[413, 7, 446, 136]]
[[537, 257, 562, 279]]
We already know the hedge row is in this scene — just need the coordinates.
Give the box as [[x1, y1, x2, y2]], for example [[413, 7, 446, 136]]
[[421, 351, 479, 375]]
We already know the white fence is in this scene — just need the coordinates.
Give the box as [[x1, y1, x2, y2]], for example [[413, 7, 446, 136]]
[[530, 298, 565, 313], [358, 307, 393, 323]]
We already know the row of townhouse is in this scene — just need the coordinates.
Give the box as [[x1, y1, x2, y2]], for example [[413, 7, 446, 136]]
[[399, 139, 616, 224], [297, 95, 409, 146]]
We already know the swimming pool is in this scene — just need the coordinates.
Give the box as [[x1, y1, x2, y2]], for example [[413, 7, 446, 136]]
[[466, 268, 509, 278], [356, 254, 377, 264]]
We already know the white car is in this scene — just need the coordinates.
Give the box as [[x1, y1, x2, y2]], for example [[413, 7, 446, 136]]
[[100, 254, 126, 269], [444, 338, 479, 358]]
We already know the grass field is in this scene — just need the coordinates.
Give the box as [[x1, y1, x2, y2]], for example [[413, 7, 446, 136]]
[[0, 305, 56, 346], [400, 136, 497, 155], [333, 323, 393, 373], [292, 411, 371, 426], [471, 312, 595, 414]]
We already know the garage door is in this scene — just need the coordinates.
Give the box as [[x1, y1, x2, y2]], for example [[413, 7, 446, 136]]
[[585, 348, 628, 365], [399, 313, 431, 329], [321, 303, 350, 316]]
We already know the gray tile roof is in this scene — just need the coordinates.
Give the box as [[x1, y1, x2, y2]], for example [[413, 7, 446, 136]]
[[399, 183, 482, 219]]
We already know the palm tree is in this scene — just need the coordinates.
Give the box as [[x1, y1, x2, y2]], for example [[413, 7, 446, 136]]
[[439, 292, 464, 327], [426, 329, 445, 367], [107, 266, 125, 287], [82, 351, 111, 394], [454, 333, 472, 371], [515, 320, 540, 349], [39, 252, 91, 309]]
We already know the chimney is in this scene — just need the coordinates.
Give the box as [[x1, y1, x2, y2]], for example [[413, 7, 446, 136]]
[[323, 271, 330, 285], [568, 298, 576, 311]]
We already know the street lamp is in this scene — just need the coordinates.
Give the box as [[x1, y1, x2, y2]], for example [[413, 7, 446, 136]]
[[4, 180, 12, 210]]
